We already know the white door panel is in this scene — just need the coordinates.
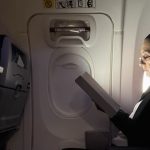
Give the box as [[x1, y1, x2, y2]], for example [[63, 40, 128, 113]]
[[28, 14, 113, 150]]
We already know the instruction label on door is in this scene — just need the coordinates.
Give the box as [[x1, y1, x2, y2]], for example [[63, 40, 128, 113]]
[[44, 0, 96, 9]]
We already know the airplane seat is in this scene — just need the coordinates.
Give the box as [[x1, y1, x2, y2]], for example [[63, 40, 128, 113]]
[[62, 130, 150, 150], [0, 35, 30, 150]]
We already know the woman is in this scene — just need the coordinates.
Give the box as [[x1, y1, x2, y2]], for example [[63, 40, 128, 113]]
[[110, 34, 150, 147]]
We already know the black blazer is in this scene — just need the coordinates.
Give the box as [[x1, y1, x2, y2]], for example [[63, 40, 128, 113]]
[[111, 87, 150, 147]]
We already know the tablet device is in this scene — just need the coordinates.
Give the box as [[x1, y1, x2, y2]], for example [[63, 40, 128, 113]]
[[75, 72, 120, 117]]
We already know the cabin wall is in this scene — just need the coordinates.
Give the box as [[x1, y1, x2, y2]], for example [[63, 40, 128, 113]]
[[0, 0, 149, 150], [121, 0, 147, 112]]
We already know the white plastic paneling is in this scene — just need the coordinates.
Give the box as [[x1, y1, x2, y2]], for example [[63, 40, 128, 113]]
[[0, 0, 124, 40], [28, 14, 112, 150], [121, 0, 147, 112], [0, 1, 125, 150]]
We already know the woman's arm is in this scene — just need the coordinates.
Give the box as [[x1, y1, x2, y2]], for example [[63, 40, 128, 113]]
[[110, 109, 137, 137]]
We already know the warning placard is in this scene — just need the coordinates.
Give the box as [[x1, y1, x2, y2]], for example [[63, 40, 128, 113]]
[[56, 0, 96, 8], [43, 0, 96, 9], [43, 0, 55, 8]]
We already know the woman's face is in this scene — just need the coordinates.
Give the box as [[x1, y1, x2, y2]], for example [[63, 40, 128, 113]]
[[140, 39, 150, 76]]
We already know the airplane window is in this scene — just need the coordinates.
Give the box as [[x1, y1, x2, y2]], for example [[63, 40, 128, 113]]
[[142, 71, 150, 93]]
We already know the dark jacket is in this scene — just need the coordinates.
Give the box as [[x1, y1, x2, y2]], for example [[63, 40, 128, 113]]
[[111, 88, 150, 147]]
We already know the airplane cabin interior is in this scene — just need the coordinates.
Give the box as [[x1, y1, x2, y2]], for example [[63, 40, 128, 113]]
[[0, 0, 150, 150]]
